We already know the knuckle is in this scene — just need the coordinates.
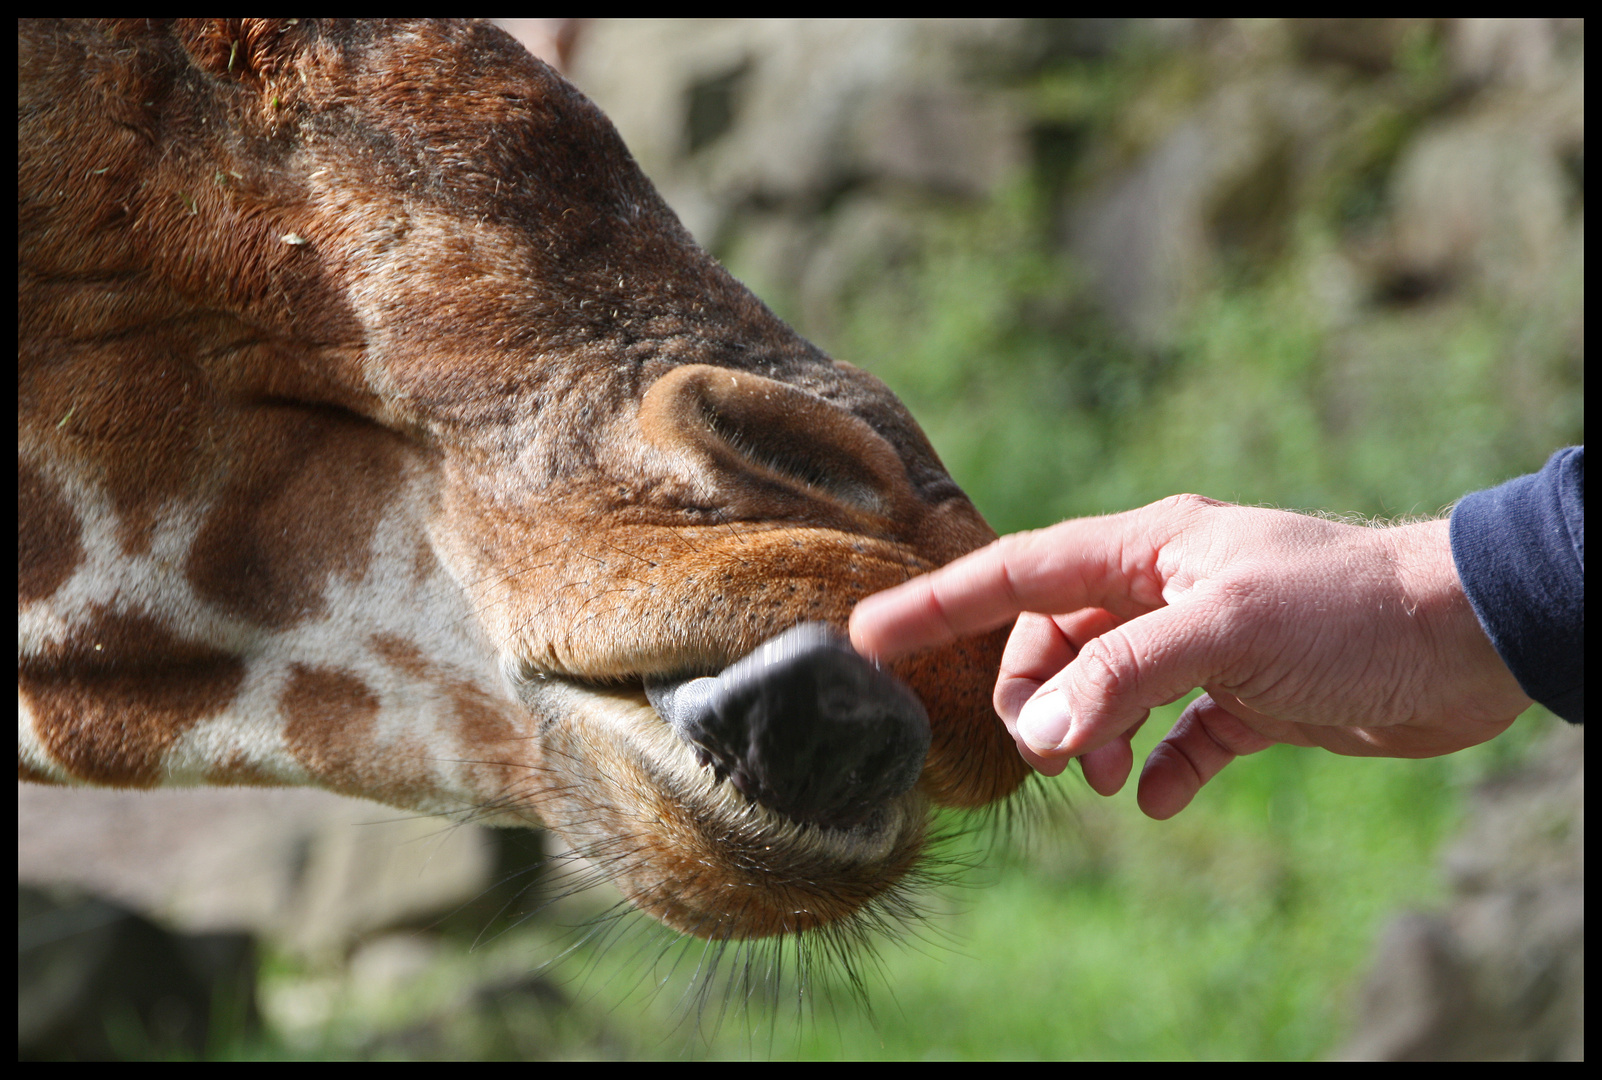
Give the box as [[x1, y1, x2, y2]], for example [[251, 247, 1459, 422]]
[[991, 533, 1030, 608], [1159, 492, 1229, 517], [1072, 630, 1139, 705], [992, 678, 1027, 721]]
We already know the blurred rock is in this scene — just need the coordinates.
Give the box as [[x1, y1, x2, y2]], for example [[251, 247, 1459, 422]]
[[568, 19, 1031, 247], [1448, 19, 1573, 90], [1339, 725, 1584, 1061], [18, 885, 258, 1060], [1381, 80, 1584, 306], [17, 785, 497, 959], [563, 18, 1583, 355]]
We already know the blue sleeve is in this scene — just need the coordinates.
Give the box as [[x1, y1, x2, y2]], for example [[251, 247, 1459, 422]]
[[1449, 446, 1584, 723]]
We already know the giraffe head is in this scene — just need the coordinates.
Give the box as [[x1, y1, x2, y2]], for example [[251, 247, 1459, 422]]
[[18, 19, 1031, 940]]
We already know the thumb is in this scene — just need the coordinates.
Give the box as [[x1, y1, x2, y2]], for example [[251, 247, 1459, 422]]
[[1016, 596, 1233, 757]]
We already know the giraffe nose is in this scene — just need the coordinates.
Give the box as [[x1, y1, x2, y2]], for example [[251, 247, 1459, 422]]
[[645, 623, 931, 829], [638, 364, 918, 524]]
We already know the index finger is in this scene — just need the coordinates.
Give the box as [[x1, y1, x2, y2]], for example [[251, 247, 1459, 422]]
[[850, 515, 1159, 661]]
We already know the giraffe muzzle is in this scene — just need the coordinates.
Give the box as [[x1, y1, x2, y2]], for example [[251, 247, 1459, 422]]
[[644, 623, 932, 831]]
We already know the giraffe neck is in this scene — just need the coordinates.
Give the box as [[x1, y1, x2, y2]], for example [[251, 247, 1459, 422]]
[[19, 415, 534, 820]]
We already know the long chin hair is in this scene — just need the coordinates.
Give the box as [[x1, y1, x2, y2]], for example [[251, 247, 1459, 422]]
[[449, 770, 1063, 1052]]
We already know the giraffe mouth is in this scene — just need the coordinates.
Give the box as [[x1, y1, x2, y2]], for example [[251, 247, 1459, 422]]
[[642, 623, 931, 831]]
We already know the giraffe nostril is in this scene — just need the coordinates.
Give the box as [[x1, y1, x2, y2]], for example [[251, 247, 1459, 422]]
[[700, 398, 890, 516], [639, 365, 915, 522], [644, 623, 931, 830]]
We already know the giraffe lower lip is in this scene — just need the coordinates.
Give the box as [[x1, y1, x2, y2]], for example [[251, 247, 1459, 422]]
[[642, 623, 931, 830]]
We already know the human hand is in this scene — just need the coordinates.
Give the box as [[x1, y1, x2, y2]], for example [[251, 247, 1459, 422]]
[[850, 495, 1533, 819]]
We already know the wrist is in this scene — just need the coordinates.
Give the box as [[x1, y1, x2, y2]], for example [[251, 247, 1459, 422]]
[[1387, 519, 1532, 718]]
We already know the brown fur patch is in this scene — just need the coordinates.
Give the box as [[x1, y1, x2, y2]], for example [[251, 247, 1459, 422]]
[[21, 609, 246, 785]]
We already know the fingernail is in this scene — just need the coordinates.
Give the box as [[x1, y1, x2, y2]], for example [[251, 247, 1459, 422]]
[[1017, 690, 1073, 751]]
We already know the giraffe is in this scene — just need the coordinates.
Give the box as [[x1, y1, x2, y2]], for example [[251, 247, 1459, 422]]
[[18, 19, 1030, 944]]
